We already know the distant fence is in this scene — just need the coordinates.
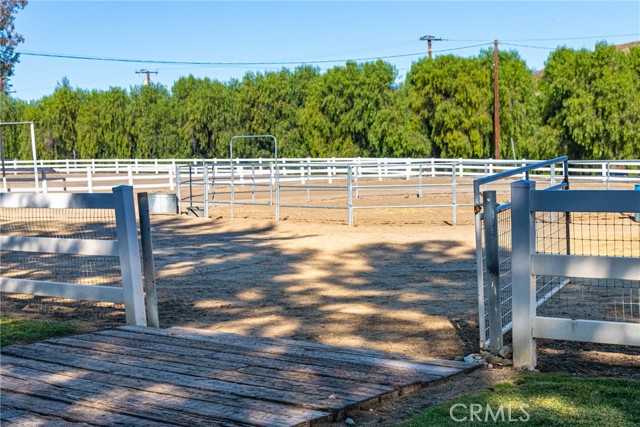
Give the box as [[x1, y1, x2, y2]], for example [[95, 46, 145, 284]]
[[0, 186, 158, 327], [177, 160, 466, 226], [2, 157, 639, 194], [510, 181, 640, 369]]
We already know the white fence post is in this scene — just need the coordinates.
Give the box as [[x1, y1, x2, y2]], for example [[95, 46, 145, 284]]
[[511, 180, 537, 370], [87, 169, 93, 193], [113, 185, 147, 326]]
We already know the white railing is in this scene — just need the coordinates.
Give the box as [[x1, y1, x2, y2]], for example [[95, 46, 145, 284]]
[[511, 181, 640, 369], [2, 157, 639, 194], [0, 186, 157, 327]]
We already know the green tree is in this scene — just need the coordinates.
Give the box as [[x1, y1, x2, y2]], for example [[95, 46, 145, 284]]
[[407, 55, 492, 158], [0, 0, 28, 93], [36, 78, 81, 159], [127, 83, 185, 158], [539, 43, 640, 159]]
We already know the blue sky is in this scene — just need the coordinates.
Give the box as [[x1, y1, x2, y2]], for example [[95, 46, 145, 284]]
[[10, 1, 640, 100]]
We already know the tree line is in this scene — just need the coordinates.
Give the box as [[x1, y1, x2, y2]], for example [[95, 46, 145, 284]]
[[1, 43, 639, 161]]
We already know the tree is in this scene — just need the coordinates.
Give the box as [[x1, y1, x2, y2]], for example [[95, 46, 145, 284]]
[[407, 55, 493, 158], [0, 0, 28, 93], [539, 43, 640, 159]]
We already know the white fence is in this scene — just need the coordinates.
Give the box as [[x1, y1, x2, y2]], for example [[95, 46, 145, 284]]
[[2, 157, 639, 194], [0, 186, 158, 327], [511, 181, 640, 369]]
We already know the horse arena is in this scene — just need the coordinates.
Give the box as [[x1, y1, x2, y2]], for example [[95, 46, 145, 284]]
[[2, 159, 639, 379]]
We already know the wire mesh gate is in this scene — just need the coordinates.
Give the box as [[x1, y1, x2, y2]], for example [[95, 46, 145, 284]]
[[474, 156, 571, 352]]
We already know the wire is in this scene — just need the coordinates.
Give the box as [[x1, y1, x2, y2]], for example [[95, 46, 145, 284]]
[[501, 43, 556, 51], [502, 33, 639, 42], [18, 43, 492, 67]]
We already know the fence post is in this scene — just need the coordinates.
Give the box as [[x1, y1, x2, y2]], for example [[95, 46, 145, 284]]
[[306, 161, 311, 202], [175, 166, 181, 213], [41, 170, 48, 194], [418, 165, 423, 198], [113, 185, 147, 326], [355, 164, 360, 199], [269, 163, 274, 205], [511, 180, 536, 369], [275, 160, 280, 221], [127, 165, 133, 186], [483, 191, 503, 354], [87, 168, 93, 193], [347, 165, 354, 226], [451, 164, 457, 225], [230, 162, 235, 219], [137, 192, 159, 328], [203, 161, 209, 218]]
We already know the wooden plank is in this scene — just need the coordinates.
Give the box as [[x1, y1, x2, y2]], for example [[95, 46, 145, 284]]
[[1, 344, 358, 411], [0, 235, 118, 256], [24, 340, 390, 400], [531, 254, 640, 281], [0, 407, 90, 427], [2, 364, 322, 427], [71, 331, 434, 387], [114, 327, 465, 377], [167, 326, 472, 369], [0, 354, 330, 425], [0, 390, 177, 427], [96, 328, 450, 385], [0, 278, 124, 303], [45, 335, 395, 396]]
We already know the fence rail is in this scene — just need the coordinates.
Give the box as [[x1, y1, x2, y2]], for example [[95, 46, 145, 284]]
[[2, 157, 639, 194]]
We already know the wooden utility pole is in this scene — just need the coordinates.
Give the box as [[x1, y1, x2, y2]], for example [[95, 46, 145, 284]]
[[420, 35, 443, 60], [493, 40, 501, 160], [136, 69, 158, 86]]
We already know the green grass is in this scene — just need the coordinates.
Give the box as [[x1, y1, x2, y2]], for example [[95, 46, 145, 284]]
[[0, 316, 80, 347], [399, 375, 640, 427]]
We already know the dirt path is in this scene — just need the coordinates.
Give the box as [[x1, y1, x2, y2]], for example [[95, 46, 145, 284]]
[[152, 215, 480, 360]]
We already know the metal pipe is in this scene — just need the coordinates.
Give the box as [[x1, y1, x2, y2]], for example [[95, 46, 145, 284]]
[[483, 190, 503, 354], [203, 161, 209, 218], [347, 165, 353, 226]]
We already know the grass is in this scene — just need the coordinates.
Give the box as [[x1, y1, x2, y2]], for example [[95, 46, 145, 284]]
[[0, 315, 80, 347], [399, 374, 640, 427]]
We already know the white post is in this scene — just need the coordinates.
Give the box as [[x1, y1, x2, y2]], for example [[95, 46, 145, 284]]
[[511, 180, 537, 369], [113, 185, 147, 326], [30, 123, 39, 193], [127, 165, 133, 186], [87, 168, 93, 193]]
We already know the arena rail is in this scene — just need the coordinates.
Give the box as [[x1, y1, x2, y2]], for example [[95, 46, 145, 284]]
[[2, 157, 639, 194]]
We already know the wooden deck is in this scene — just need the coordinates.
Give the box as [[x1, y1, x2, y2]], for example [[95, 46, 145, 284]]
[[1, 326, 476, 426]]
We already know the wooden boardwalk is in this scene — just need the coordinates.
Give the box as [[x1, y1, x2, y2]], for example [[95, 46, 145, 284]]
[[1, 326, 476, 426]]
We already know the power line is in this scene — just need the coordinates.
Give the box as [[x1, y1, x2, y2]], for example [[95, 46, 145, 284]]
[[18, 43, 492, 67], [501, 43, 556, 50], [501, 33, 639, 42]]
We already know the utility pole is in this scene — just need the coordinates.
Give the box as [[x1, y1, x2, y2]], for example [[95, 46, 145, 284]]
[[493, 39, 501, 160], [419, 35, 443, 60], [136, 69, 158, 86]]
